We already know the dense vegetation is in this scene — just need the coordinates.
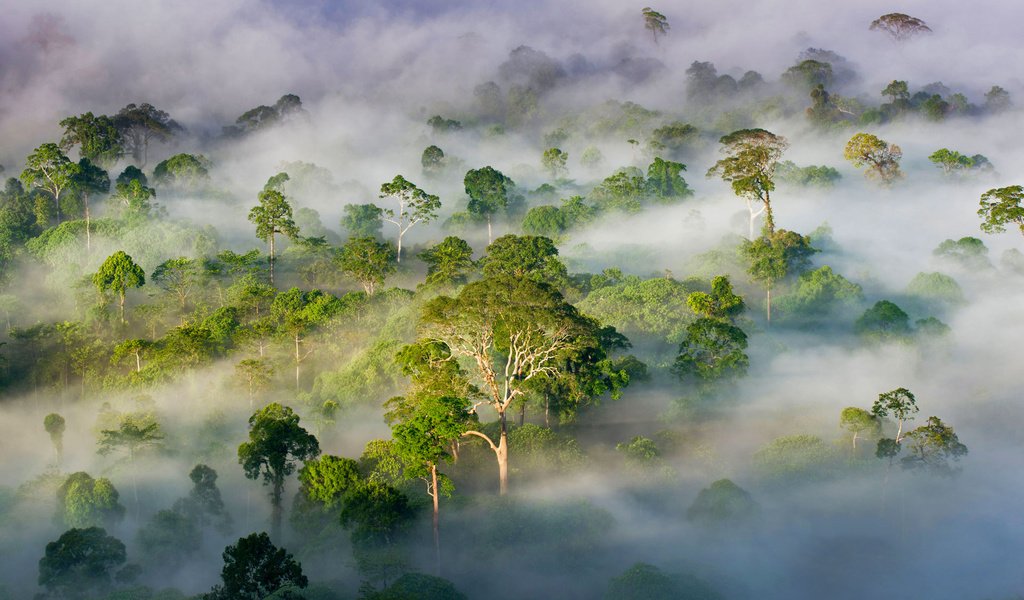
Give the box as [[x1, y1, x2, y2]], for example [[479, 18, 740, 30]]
[[0, 4, 1019, 600]]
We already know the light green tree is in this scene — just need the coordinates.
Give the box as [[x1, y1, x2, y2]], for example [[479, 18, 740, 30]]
[[707, 129, 788, 239], [844, 133, 903, 185], [21, 143, 81, 225], [44, 413, 66, 466], [379, 174, 441, 263], [978, 185, 1024, 237], [248, 182, 300, 286], [93, 250, 146, 324]]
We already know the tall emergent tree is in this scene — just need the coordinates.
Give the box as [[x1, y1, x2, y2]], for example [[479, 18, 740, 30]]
[[978, 186, 1024, 237], [98, 415, 164, 518], [338, 236, 396, 295], [642, 7, 670, 44], [419, 276, 608, 494], [270, 287, 342, 389], [379, 174, 441, 262], [464, 166, 519, 243], [390, 395, 471, 573], [112, 103, 182, 168], [872, 387, 919, 444], [44, 412, 66, 466], [869, 13, 932, 42], [419, 236, 475, 286], [248, 181, 300, 286], [238, 403, 320, 540], [844, 133, 903, 185], [741, 229, 815, 322], [93, 250, 146, 324], [21, 142, 80, 224], [73, 158, 110, 252], [707, 129, 789, 239], [59, 112, 124, 168]]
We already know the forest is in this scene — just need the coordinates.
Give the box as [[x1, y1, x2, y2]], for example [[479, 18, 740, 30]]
[[0, 1, 1022, 599]]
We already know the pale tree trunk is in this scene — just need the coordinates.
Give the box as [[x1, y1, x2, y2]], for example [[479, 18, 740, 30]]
[[544, 395, 550, 428], [134, 351, 141, 373], [431, 463, 440, 576], [84, 194, 91, 252], [119, 291, 126, 324], [497, 411, 508, 495], [766, 285, 772, 323], [487, 216, 493, 245], [746, 199, 766, 240], [396, 230, 403, 263], [294, 333, 301, 390]]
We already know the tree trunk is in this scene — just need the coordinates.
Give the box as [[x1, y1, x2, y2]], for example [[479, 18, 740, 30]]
[[487, 216, 493, 245], [119, 290, 126, 324], [396, 231, 403, 263], [544, 395, 550, 428], [84, 193, 91, 252], [766, 285, 772, 323], [431, 463, 440, 576], [135, 351, 141, 373], [269, 234, 276, 287], [54, 190, 62, 225], [294, 333, 301, 390], [497, 411, 509, 495], [763, 191, 775, 237], [271, 478, 283, 542]]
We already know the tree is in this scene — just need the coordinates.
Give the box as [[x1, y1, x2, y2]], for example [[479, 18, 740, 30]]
[[604, 562, 723, 600], [645, 157, 693, 201], [776, 265, 862, 321], [44, 412, 67, 466], [464, 166, 520, 243], [390, 395, 471, 573], [869, 13, 932, 42], [59, 112, 124, 168], [98, 415, 164, 519], [541, 147, 568, 179], [112, 338, 150, 374], [742, 229, 815, 322], [929, 149, 981, 175], [419, 276, 605, 494], [238, 403, 320, 540], [422, 145, 446, 177], [342, 203, 384, 240], [882, 80, 910, 104], [72, 158, 109, 252], [480, 234, 567, 285], [855, 300, 912, 341], [379, 174, 441, 262], [871, 387, 919, 443], [339, 236, 397, 295], [205, 533, 307, 600], [112, 103, 182, 168], [686, 479, 758, 526], [137, 508, 201, 569], [672, 318, 749, 384], [844, 133, 903, 185], [248, 185, 299, 286], [686, 275, 744, 321], [641, 7, 670, 44], [419, 236, 475, 286], [985, 86, 1012, 113], [151, 257, 204, 312], [978, 185, 1024, 237], [20, 142, 80, 224], [56, 472, 126, 529], [706, 129, 789, 239], [899, 416, 968, 476], [270, 288, 343, 388], [174, 464, 232, 534], [111, 178, 158, 221], [38, 527, 127, 599], [235, 358, 274, 409], [839, 407, 881, 451], [93, 250, 146, 324], [339, 479, 415, 584], [153, 153, 211, 189]]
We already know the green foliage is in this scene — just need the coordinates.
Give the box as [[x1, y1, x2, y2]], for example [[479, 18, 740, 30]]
[[979, 186, 1024, 237], [839, 407, 881, 450], [60, 113, 124, 167], [367, 573, 468, 600], [707, 128, 788, 235], [464, 166, 522, 231], [589, 167, 647, 213], [113, 103, 181, 167], [378, 174, 441, 261], [249, 188, 299, 246], [616, 435, 659, 463], [480, 234, 567, 285], [905, 272, 964, 305], [782, 59, 833, 90], [686, 275, 744, 321], [339, 237, 397, 295], [929, 149, 993, 176], [205, 533, 307, 600], [21, 142, 80, 224], [775, 161, 842, 187], [899, 416, 968, 476], [56, 472, 126, 529], [298, 455, 363, 508], [641, 7, 669, 43], [579, 275, 699, 346], [855, 300, 912, 341], [39, 527, 127, 598], [541, 147, 568, 179], [753, 434, 837, 481], [421, 145, 446, 177], [672, 318, 749, 383], [137, 509, 200, 568], [777, 265, 862, 320], [152, 154, 211, 189], [604, 562, 722, 600], [644, 157, 693, 201], [686, 479, 758, 525], [933, 236, 991, 269], [649, 122, 698, 158], [844, 133, 902, 184], [342, 204, 385, 240], [173, 464, 231, 533], [508, 424, 586, 473]]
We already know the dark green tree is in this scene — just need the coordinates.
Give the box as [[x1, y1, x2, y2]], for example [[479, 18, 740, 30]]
[[686, 479, 758, 525], [672, 318, 749, 384], [855, 300, 912, 341], [112, 103, 182, 168], [339, 236, 397, 295], [645, 157, 692, 201], [93, 250, 146, 324], [480, 234, 567, 285], [464, 166, 520, 243], [204, 532, 307, 600], [97, 415, 164, 518], [900, 416, 968, 476], [742, 229, 815, 322], [686, 275, 744, 321], [248, 185, 300, 286], [419, 236, 475, 286], [38, 527, 127, 599], [59, 112, 124, 168], [238, 403, 320, 540], [153, 153, 211, 190], [44, 412, 66, 466], [72, 158, 110, 252]]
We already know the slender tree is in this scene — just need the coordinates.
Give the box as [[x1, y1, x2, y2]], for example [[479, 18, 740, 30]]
[[238, 403, 320, 540], [21, 143, 80, 225], [248, 184, 299, 286], [642, 7, 670, 44], [44, 412, 66, 466], [379, 174, 441, 263], [98, 416, 164, 519], [464, 167, 519, 244], [72, 158, 110, 252], [707, 129, 788, 239]]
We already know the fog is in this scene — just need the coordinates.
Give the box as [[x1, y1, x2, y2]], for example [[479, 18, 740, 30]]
[[0, 0, 1022, 598]]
